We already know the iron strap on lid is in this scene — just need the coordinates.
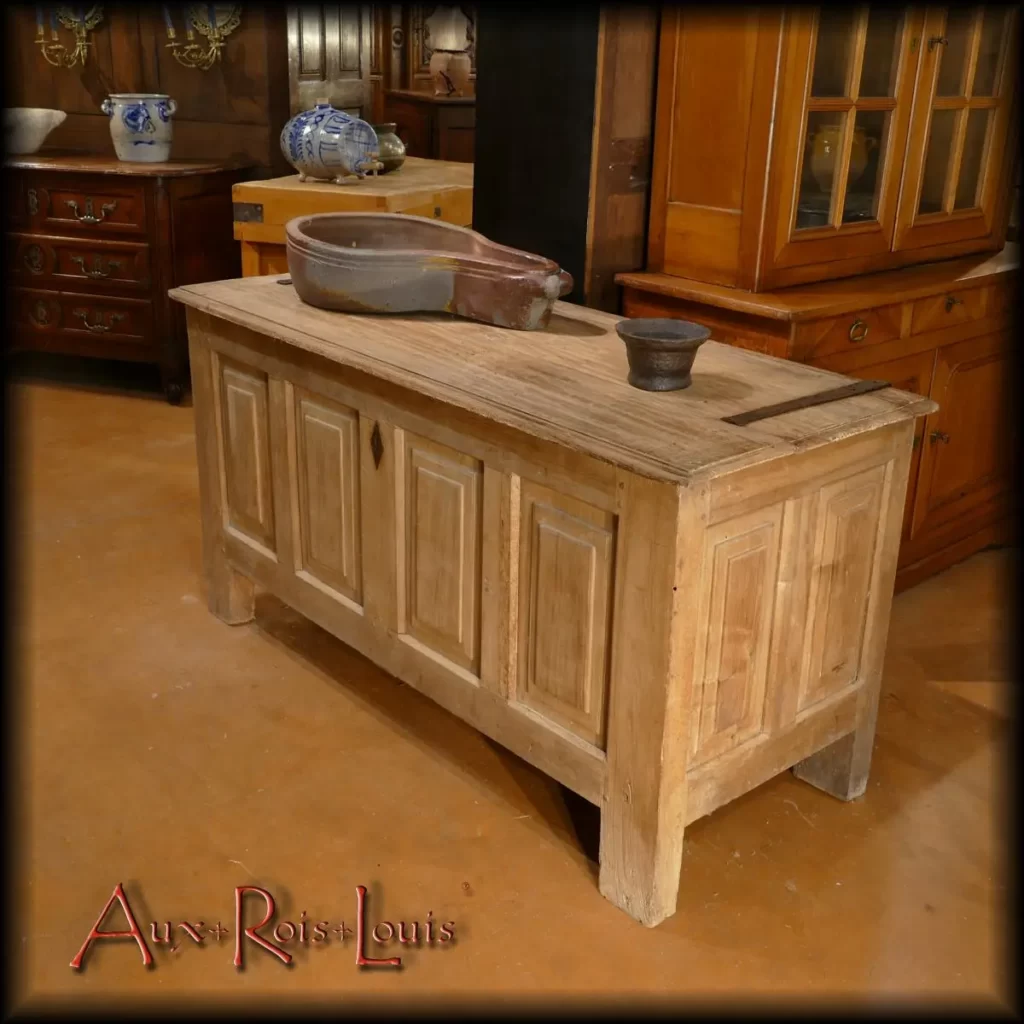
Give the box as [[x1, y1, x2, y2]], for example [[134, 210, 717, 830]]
[[722, 379, 893, 427]]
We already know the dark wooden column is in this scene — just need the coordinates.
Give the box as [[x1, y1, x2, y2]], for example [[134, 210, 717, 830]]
[[473, 6, 658, 311]]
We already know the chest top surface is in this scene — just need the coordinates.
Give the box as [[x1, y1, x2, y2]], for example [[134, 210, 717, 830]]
[[171, 274, 934, 484]]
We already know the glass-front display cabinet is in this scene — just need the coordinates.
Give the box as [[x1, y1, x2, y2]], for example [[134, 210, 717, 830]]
[[646, 5, 1020, 291]]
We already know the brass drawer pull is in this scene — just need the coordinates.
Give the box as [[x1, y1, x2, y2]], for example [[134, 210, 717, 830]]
[[930, 430, 951, 444], [65, 197, 118, 224], [70, 254, 121, 278], [945, 295, 963, 312], [848, 318, 870, 342], [73, 309, 126, 332]]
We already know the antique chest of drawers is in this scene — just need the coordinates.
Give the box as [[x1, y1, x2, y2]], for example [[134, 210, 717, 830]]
[[6, 155, 254, 402], [171, 275, 933, 926]]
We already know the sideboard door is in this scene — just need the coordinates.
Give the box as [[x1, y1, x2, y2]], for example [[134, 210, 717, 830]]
[[910, 330, 1012, 540]]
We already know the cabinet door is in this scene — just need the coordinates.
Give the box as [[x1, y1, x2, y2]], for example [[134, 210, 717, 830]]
[[763, 7, 921, 276], [893, 7, 1019, 253], [286, 5, 373, 117], [911, 331, 1011, 540]]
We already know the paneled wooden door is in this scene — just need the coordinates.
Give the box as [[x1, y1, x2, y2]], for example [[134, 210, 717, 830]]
[[910, 330, 1011, 541], [764, 7, 921, 276], [893, 6, 1020, 253], [287, 5, 373, 116]]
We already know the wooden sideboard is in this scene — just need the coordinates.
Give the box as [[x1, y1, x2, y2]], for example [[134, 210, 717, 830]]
[[232, 158, 474, 277], [619, 244, 1018, 590], [171, 272, 931, 926], [6, 156, 252, 402], [383, 91, 476, 163]]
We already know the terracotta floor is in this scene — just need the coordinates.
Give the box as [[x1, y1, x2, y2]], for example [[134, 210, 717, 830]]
[[10, 364, 1016, 1013]]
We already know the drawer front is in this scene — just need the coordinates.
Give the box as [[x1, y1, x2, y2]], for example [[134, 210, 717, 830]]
[[9, 233, 151, 292], [12, 287, 153, 348], [26, 178, 148, 236], [987, 281, 1016, 319], [794, 303, 904, 360], [910, 286, 988, 335]]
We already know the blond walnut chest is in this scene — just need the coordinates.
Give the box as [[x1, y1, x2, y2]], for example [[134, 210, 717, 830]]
[[171, 275, 933, 926]]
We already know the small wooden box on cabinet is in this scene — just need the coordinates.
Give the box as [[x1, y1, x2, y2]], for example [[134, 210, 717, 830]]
[[171, 274, 932, 926], [648, 6, 1019, 291], [6, 156, 254, 402]]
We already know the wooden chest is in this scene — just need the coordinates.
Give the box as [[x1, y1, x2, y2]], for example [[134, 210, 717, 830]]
[[170, 275, 933, 926], [5, 155, 252, 402], [232, 158, 474, 278]]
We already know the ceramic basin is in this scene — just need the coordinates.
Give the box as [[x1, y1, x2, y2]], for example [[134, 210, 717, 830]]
[[4, 107, 66, 155], [285, 212, 573, 330]]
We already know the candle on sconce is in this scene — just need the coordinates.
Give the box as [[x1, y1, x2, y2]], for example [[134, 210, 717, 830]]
[[36, 6, 44, 37], [49, 7, 58, 40], [162, 4, 176, 38], [208, 5, 217, 31]]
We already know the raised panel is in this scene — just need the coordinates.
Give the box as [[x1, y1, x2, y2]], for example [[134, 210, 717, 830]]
[[402, 432, 482, 673], [911, 332, 1010, 538], [517, 483, 615, 748], [293, 388, 362, 604], [690, 506, 783, 766], [798, 465, 886, 712], [216, 359, 276, 554]]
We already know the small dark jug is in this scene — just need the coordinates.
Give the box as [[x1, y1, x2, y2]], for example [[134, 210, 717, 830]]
[[615, 317, 712, 392]]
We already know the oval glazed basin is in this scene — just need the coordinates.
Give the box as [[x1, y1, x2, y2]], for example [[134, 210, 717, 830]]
[[285, 212, 573, 331]]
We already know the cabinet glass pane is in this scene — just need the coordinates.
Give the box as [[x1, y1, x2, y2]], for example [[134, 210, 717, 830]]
[[843, 110, 890, 222], [972, 8, 1007, 96], [796, 111, 846, 229], [918, 110, 958, 213], [859, 8, 904, 97], [954, 109, 992, 208], [936, 7, 975, 96], [811, 8, 859, 97]]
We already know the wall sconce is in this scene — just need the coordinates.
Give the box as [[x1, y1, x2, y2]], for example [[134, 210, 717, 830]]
[[162, 4, 242, 70], [35, 6, 104, 68]]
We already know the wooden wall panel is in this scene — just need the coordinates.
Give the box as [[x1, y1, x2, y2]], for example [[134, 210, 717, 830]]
[[287, 5, 372, 117], [7, 5, 290, 172]]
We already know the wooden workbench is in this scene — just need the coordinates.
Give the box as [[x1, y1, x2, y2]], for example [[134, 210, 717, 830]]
[[170, 274, 933, 926], [232, 157, 473, 276]]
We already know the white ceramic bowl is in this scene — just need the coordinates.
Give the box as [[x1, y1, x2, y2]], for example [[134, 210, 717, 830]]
[[4, 107, 67, 155]]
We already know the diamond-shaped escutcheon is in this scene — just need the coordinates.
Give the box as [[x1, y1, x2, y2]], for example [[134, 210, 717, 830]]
[[370, 422, 384, 469]]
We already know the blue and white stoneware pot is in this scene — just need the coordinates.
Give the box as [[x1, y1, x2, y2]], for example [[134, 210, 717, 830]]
[[101, 93, 176, 163], [280, 102, 384, 183]]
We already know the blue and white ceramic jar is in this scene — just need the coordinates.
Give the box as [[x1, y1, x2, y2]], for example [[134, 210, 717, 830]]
[[101, 93, 176, 163], [280, 102, 383, 183]]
